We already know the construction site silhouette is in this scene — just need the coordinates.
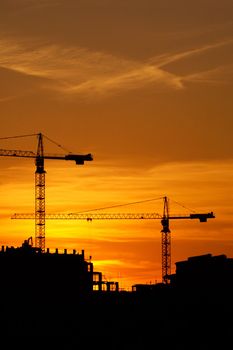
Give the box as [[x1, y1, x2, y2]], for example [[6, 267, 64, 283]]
[[0, 238, 232, 349], [0, 134, 230, 347]]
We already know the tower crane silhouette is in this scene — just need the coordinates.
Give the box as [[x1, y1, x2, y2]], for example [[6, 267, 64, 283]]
[[0, 132, 93, 252], [12, 196, 215, 283]]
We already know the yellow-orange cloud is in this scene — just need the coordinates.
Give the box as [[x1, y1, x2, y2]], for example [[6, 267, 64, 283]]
[[0, 37, 232, 99]]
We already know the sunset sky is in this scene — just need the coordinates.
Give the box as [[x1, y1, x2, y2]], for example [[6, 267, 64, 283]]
[[0, 0, 232, 290]]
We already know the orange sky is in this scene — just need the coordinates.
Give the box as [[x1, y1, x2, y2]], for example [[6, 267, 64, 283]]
[[0, 0, 232, 290]]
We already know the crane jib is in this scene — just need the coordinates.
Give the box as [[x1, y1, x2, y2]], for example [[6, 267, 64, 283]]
[[12, 212, 215, 221], [0, 150, 93, 163]]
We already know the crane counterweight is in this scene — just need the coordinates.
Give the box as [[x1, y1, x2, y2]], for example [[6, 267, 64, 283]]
[[190, 212, 215, 222], [65, 153, 93, 164]]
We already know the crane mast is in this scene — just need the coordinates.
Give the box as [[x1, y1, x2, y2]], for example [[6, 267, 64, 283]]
[[35, 133, 46, 252], [161, 196, 171, 284]]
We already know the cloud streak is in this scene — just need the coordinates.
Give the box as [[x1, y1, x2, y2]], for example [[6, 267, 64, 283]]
[[0, 37, 232, 99], [152, 39, 233, 68]]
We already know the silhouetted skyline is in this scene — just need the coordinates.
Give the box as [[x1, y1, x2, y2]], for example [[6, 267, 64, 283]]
[[1, 241, 233, 347]]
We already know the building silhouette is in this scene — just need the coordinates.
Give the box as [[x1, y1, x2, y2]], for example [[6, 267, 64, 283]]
[[0, 238, 119, 298], [170, 253, 233, 292], [0, 240, 232, 347]]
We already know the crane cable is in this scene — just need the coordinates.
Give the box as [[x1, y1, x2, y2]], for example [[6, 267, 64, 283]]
[[73, 196, 198, 215], [0, 133, 38, 140], [42, 134, 72, 154], [169, 197, 196, 214], [0, 133, 72, 154], [72, 197, 164, 214]]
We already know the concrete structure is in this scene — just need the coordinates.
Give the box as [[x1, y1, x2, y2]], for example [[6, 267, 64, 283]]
[[93, 271, 119, 292], [0, 238, 119, 297], [0, 239, 94, 297]]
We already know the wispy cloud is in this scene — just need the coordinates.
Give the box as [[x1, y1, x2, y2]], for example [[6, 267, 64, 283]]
[[152, 39, 233, 68], [0, 37, 232, 99], [183, 64, 233, 85]]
